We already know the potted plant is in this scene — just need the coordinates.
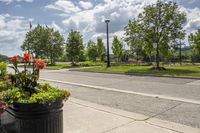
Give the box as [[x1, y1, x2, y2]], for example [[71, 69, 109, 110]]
[[0, 54, 70, 133]]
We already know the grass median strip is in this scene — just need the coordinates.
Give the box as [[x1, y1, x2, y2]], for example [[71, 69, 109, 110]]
[[75, 65, 200, 78]]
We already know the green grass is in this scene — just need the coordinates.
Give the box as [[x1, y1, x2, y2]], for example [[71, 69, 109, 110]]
[[77, 64, 200, 78], [46, 62, 72, 69], [46, 61, 105, 69]]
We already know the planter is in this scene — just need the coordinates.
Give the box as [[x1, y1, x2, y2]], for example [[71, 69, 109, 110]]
[[1, 100, 63, 133]]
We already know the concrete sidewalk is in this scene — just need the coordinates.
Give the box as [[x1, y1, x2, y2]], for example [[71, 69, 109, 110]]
[[63, 98, 200, 133]]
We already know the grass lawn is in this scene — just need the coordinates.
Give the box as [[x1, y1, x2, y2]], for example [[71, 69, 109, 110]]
[[46, 61, 105, 69], [46, 62, 72, 69], [77, 64, 200, 78]]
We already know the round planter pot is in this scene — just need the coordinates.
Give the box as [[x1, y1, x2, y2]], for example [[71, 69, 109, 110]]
[[9, 100, 63, 133]]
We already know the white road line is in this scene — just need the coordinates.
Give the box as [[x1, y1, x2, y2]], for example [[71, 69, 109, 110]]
[[40, 78, 200, 105]]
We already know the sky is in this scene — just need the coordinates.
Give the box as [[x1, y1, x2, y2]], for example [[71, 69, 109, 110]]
[[0, 0, 200, 56]]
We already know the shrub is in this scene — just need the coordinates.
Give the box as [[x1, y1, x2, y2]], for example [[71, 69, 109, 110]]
[[0, 62, 7, 77], [1, 84, 70, 105]]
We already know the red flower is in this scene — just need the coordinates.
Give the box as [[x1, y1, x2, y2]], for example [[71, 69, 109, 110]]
[[38, 60, 46, 69], [11, 56, 20, 62], [34, 58, 38, 66], [23, 54, 32, 63]]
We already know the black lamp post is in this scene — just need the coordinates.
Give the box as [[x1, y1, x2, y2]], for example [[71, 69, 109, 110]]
[[105, 19, 110, 67]]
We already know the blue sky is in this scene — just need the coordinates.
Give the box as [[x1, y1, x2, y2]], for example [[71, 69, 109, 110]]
[[0, 0, 200, 56]]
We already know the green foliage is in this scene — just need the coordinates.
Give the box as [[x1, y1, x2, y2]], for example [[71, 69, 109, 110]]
[[189, 29, 200, 62], [1, 83, 70, 105], [0, 62, 7, 77], [21, 25, 65, 65], [124, 20, 148, 61], [79, 50, 87, 62], [112, 36, 123, 62], [0, 82, 9, 92], [87, 40, 98, 62], [1, 88, 26, 104], [124, 0, 186, 68], [66, 30, 84, 64], [48, 30, 65, 65], [97, 37, 106, 61], [79, 61, 104, 67], [121, 50, 130, 62]]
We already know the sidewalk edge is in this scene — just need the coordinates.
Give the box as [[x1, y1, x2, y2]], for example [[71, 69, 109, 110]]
[[68, 98, 200, 133]]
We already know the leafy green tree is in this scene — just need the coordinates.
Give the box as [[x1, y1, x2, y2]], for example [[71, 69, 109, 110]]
[[124, 20, 149, 62], [48, 30, 65, 65], [96, 37, 106, 62], [121, 50, 130, 62], [124, 0, 186, 69], [112, 36, 123, 62], [66, 30, 84, 64], [87, 40, 98, 62], [188, 29, 200, 62], [21, 25, 64, 65]]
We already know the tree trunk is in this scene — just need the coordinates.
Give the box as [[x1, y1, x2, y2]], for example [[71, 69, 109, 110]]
[[156, 43, 160, 69], [101, 55, 104, 62], [136, 52, 139, 64], [71, 58, 75, 66], [50, 52, 53, 65]]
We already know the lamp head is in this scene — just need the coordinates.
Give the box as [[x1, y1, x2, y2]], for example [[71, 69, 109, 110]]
[[105, 19, 110, 23]]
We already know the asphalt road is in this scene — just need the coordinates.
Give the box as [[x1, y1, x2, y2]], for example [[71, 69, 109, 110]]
[[39, 69, 200, 128], [40, 69, 200, 101]]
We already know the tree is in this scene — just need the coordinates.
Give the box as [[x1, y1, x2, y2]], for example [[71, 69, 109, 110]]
[[124, 0, 186, 69], [97, 37, 106, 62], [48, 30, 65, 65], [87, 40, 98, 62], [121, 50, 130, 62], [124, 20, 148, 62], [112, 36, 123, 62], [21, 25, 64, 65], [66, 30, 84, 64], [188, 29, 200, 63]]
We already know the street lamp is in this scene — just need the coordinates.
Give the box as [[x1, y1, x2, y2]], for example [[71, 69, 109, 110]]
[[105, 19, 110, 67]]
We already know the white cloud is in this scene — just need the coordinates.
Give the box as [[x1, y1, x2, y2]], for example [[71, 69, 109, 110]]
[[45, 0, 81, 14], [0, 0, 12, 4], [184, 8, 200, 33], [15, 4, 22, 8], [0, 0, 33, 4], [60, 0, 157, 43], [79, 1, 93, 10], [0, 14, 30, 56], [60, 0, 200, 46], [51, 21, 63, 33]]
